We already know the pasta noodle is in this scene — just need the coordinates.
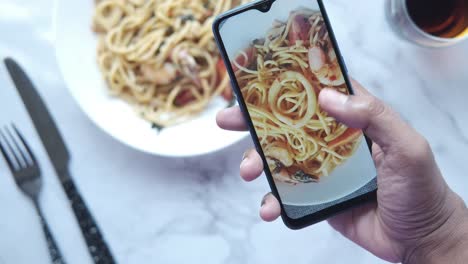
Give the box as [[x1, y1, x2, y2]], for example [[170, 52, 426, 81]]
[[233, 9, 362, 184], [92, 0, 248, 128]]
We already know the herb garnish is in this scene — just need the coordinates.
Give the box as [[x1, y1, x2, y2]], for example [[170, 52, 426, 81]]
[[151, 123, 164, 133], [292, 170, 319, 183], [180, 14, 195, 22]]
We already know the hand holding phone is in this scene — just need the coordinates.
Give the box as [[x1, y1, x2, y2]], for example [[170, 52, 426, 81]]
[[213, 0, 377, 229], [214, 1, 468, 263], [217, 78, 468, 263]]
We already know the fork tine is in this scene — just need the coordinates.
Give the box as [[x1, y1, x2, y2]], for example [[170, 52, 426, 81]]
[[6, 125, 31, 167], [12, 124, 36, 165], [0, 128, 19, 171]]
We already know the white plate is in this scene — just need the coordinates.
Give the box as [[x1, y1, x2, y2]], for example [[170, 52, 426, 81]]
[[275, 140, 376, 206], [53, 0, 248, 157]]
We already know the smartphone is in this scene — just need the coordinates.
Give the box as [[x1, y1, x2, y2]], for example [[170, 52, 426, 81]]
[[213, 0, 377, 229]]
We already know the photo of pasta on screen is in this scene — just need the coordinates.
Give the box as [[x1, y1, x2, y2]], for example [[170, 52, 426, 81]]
[[232, 8, 362, 185]]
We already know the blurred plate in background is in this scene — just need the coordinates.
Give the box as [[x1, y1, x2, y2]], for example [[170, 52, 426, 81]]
[[53, 0, 248, 157]]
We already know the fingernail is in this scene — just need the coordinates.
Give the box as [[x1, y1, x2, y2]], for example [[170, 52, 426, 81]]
[[261, 193, 269, 207], [240, 150, 250, 169], [242, 150, 249, 161], [321, 89, 349, 106]]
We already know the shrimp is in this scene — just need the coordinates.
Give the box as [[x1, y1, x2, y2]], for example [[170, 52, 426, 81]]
[[141, 63, 178, 85], [307, 14, 345, 86], [267, 158, 317, 185], [267, 158, 296, 185], [288, 13, 311, 45], [308, 47, 344, 86], [265, 147, 294, 167], [176, 49, 202, 86]]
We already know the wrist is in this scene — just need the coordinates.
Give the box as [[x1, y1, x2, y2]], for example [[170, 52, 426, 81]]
[[404, 192, 468, 264]]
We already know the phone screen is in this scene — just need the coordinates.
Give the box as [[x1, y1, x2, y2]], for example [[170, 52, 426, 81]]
[[216, 0, 377, 221]]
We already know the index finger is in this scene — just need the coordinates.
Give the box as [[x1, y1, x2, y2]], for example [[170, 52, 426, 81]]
[[216, 106, 248, 131]]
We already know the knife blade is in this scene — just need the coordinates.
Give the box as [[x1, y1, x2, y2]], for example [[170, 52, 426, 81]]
[[4, 58, 116, 264], [4, 59, 69, 175]]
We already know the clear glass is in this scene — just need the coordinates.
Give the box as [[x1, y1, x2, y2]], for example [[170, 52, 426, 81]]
[[386, 0, 468, 47]]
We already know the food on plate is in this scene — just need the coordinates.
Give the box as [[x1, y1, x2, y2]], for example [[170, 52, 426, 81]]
[[232, 9, 362, 185], [92, 0, 248, 128]]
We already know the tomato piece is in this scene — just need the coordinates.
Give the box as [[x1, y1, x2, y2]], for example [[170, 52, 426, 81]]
[[328, 128, 362, 149], [216, 58, 227, 85], [288, 13, 311, 45], [301, 68, 321, 94], [222, 86, 234, 101], [175, 90, 195, 107], [216, 58, 227, 73]]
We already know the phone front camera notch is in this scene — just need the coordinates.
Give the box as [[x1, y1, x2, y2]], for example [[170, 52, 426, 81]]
[[258, 0, 273, 13]]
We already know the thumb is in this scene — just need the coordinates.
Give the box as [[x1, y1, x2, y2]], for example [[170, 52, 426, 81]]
[[318, 84, 415, 152]]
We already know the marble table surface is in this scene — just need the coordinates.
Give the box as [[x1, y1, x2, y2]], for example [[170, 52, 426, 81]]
[[0, 0, 467, 263]]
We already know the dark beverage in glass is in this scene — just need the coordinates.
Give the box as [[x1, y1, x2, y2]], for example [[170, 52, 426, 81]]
[[406, 0, 468, 38], [387, 0, 468, 47]]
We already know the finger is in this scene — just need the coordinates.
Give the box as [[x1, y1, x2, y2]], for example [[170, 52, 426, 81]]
[[349, 78, 371, 96], [240, 149, 264, 182], [318, 87, 416, 152], [260, 193, 281, 222], [216, 106, 248, 131]]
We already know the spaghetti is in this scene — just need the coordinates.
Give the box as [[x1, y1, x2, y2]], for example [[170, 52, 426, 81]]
[[233, 9, 362, 184], [92, 0, 248, 127]]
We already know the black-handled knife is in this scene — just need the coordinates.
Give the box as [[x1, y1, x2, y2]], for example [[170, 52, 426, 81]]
[[4, 58, 116, 264]]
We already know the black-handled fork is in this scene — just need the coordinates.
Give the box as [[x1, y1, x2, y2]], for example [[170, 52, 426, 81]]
[[0, 125, 66, 264]]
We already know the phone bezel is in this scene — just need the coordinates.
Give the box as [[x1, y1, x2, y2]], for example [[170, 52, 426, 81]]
[[212, 0, 377, 230]]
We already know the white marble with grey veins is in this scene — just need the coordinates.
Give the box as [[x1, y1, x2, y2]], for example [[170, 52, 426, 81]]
[[0, 0, 467, 263]]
